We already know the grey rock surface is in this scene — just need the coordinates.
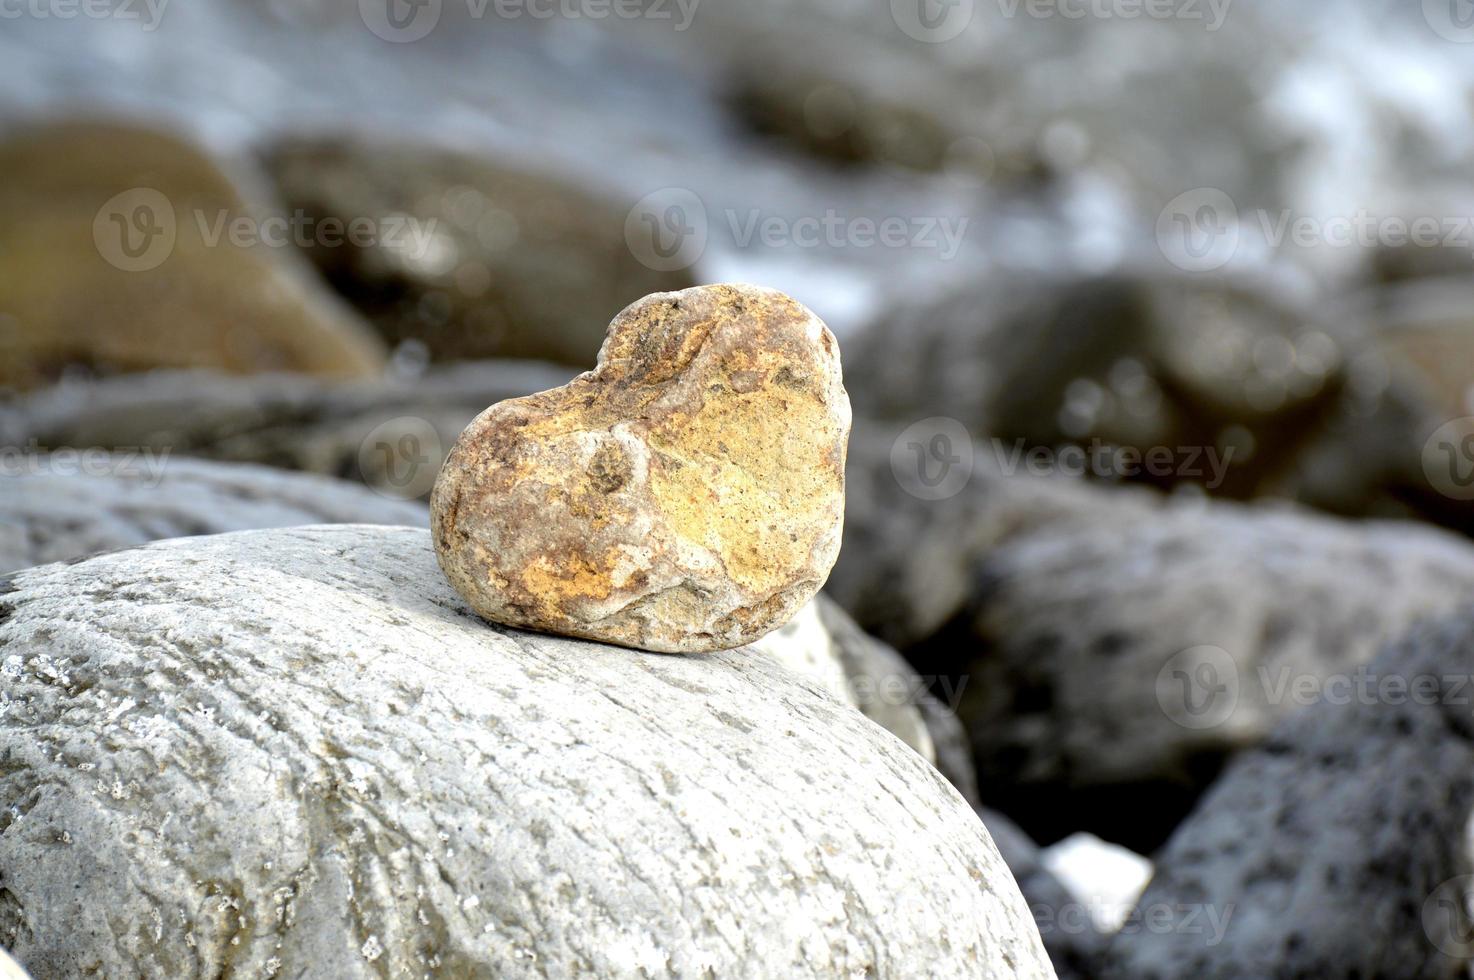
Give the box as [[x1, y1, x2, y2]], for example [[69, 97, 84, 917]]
[[830, 421, 1153, 652], [0, 525, 1053, 980], [814, 595, 937, 767], [981, 809, 1107, 980], [0, 456, 426, 573], [952, 498, 1474, 794], [833, 421, 1474, 847], [3, 360, 576, 500], [1098, 607, 1474, 980]]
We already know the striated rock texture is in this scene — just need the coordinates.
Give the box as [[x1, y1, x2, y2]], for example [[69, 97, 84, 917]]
[[0, 121, 386, 391], [432, 284, 851, 653], [0, 525, 1052, 980], [0, 456, 426, 573], [3, 360, 576, 500], [1098, 607, 1474, 980], [261, 138, 697, 366]]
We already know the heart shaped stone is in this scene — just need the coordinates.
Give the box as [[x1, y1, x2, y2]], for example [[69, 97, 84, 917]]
[[431, 283, 851, 652]]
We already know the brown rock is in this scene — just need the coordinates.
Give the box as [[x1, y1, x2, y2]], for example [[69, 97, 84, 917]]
[[431, 284, 851, 653], [260, 137, 697, 366], [0, 121, 387, 391]]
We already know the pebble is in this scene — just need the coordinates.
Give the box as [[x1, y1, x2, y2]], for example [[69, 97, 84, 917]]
[[431, 284, 851, 653]]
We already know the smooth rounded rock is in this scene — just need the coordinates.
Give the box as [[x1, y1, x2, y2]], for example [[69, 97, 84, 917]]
[[0, 525, 1050, 980], [432, 284, 851, 653]]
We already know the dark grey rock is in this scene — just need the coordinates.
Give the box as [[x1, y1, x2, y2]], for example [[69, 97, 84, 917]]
[[1098, 607, 1474, 980], [843, 271, 1428, 513], [833, 419, 1474, 848]]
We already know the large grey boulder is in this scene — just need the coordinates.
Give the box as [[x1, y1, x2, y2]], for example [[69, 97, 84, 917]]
[[0, 456, 426, 573], [0, 525, 1053, 979], [833, 422, 1474, 847], [1098, 607, 1474, 979], [3, 361, 575, 500]]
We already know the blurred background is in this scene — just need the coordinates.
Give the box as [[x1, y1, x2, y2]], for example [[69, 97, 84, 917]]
[[7, 0, 1474, 976]]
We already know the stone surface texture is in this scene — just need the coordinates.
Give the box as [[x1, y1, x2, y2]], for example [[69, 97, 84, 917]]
[[0, 456, 427, 573], [432, 284, 851, 653], [1099, 607, 1474, 980], [0, 525, 1052, 980]]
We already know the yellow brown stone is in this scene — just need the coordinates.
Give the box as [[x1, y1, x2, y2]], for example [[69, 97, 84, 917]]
[[431, 284, 851, 652]]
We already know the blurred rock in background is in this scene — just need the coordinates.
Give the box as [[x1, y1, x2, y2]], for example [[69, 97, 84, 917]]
[[262, 138, 696, 366], [3, 361, 574, 499], [1098, 606, 1474, 978], [0, 121, 386, 391], [834, 420, 1474, 850]]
